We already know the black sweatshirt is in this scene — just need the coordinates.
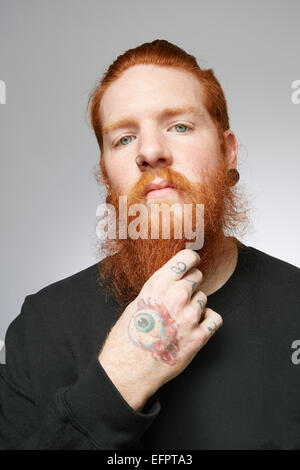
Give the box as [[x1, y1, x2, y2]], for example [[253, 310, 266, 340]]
[[0, 245, 299, 450]]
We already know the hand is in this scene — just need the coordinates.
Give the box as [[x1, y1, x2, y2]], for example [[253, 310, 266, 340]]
[[98, 249, 223, 411]]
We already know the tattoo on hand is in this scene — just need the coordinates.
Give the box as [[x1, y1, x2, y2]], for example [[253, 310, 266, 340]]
[[207, 321, 217, 334], [170, 261, 187, 274], [128, 297, 180, 366], [197, 299, 204, 311], [184, 278, 197, 293]]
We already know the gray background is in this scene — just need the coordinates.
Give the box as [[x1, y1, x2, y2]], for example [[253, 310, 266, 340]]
[[0, 0, 299, 348]]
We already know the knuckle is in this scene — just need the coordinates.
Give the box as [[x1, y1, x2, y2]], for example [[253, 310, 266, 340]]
[[144, 273, 164, 294], [209, 310, 222, 326], [184, 305, 199, 325], [189, 267, 203, 283], [154, 279, 167, 296], [175, 285, 190, 304], [195, 328, 209, 344], [199, 292, 207, 305], [179, 249, 200, 264], [204, 309, 223, 331], [191, 250, 201, 264], [206, 307, 217, 318]]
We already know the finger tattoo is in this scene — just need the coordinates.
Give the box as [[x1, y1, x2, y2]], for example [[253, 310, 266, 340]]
[[183, 278, 197, 293], [170, 261, 187, 274], [207, 321, 217, 334]]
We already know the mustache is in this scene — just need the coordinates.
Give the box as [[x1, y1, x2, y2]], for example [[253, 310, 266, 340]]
[[122, 167, 205, 205]]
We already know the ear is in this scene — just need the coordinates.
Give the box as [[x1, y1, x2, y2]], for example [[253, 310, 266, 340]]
[[223, 130, 238, 169]]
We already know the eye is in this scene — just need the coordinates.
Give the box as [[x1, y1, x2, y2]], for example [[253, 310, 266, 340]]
[[171, 123, 192, 133], [114, 123, 191, 147], [115, 135, 136, 147]]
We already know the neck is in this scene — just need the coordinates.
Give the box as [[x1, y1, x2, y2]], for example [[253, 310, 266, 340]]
[[199, 236, 239, 296]]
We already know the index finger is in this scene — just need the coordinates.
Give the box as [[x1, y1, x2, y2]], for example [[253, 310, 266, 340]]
[[157, 249, 201, 282]]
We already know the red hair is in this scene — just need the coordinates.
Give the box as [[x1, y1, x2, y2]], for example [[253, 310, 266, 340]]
[[87, 39, 230, 157]]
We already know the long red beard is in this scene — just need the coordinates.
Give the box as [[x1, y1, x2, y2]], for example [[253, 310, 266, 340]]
[[96, 157, 247, 314]]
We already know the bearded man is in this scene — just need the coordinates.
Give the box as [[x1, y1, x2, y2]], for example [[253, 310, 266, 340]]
[[0, 40, 299, 450]]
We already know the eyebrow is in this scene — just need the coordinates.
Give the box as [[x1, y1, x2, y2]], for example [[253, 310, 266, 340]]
[[102, 105, 202, 135]]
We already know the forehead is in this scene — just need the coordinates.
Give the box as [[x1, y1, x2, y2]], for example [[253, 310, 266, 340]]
[[99, 65, 206, 125]]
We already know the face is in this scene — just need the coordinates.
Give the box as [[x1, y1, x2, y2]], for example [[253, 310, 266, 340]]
[[96, 66, 244, 310], [100, 65, 237, 202]]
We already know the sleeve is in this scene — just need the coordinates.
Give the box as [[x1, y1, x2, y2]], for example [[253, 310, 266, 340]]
[[0, 297, 161, 450]]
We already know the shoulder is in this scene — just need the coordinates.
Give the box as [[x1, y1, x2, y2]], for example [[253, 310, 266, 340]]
[[27, 261, 101, 306], [246, 246, 300, 302], [16, 259, 115, 332], [248, 246, 299, 281]]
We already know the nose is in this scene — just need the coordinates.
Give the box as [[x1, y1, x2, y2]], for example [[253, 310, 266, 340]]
[[135, 128, 173, 171]]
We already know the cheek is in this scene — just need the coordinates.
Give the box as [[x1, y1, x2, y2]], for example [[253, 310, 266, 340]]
[[105, 157, 135, 194], [178, 136, 220, 181]]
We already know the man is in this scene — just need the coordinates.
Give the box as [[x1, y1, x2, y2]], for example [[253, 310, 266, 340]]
[[0, 39, 299, 450]]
